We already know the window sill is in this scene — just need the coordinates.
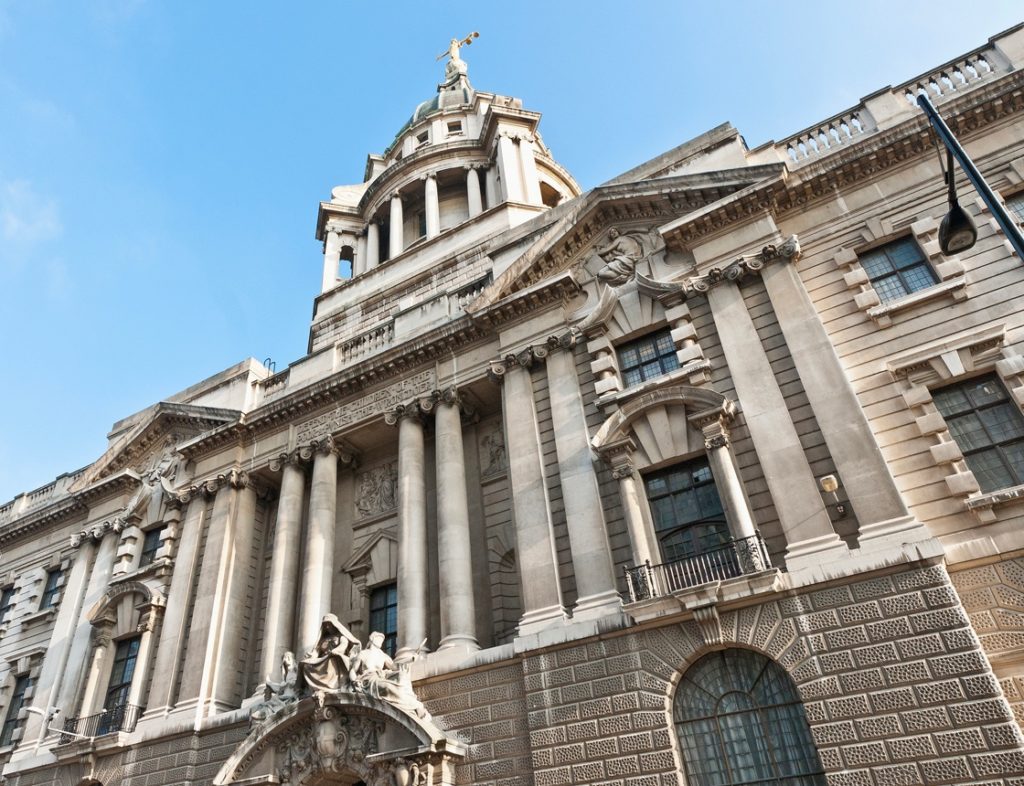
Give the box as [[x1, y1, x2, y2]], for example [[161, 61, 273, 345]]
[[18, 607, 57, 627], [965, 482, 1024, 523], [866, 275, 966, 326]]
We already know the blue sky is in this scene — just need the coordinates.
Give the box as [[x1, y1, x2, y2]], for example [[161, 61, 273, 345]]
[[1, 1, 1021, 501]]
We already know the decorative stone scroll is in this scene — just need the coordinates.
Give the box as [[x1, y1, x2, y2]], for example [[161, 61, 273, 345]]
[[685, 235, 800, 295], [297, 370, 436, 444]]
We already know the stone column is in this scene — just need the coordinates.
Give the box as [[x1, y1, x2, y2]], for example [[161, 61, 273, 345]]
[[365, 221, 380, 270], [77, 621, 115, 717], [297, 437, 340, 653], [424, 173, 440, 240], [545, 337, 620, 619], [144, 486, 211, 716], [614, 462, 658, 567], [760, 246, 919, 545], [490, 352, 567, 635], [126, 610, 159, 708], [433, 388, 479, 651], [261, 450, 307, 682], [322, 230, 341, 293], [388, 193, 404, 259], [466, 165, 483, 217], [355, 233, 367, 277], [53, 528, 119, 718], [517, 136, 543, 205], [484, 166, 499, 210], [496, 134, 522, 203], [386, 402, 429, 661], [705, 280, 843, 564]]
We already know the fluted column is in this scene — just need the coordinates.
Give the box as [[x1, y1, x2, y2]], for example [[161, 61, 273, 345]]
[[322, 230, 341, 293], [704, 279, 842, 564], [389, 193, 404, 259], [466, 165, 483, 217], [144, 486, 211, 716], [261, 450, 307, 681], [424, 173, 440, 239], [365, 221, 380, 270], [387, 401, 429, 661], [297, 437, 341, 653], [490, 351, 567, 635], [545, 337, 620, 619], [433, 388, 479, 651]]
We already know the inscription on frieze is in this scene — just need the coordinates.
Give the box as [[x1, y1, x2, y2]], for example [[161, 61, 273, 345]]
[[296, 370, 436, 444]]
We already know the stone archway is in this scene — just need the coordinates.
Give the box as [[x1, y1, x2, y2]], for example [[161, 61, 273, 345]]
[[214, 691, 465, 786]]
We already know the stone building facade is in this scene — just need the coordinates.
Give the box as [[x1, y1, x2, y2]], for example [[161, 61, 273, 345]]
[[3, 26, 1024, 786]]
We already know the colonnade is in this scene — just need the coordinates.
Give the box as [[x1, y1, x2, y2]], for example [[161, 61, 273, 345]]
[[321, 164, 490, 293]]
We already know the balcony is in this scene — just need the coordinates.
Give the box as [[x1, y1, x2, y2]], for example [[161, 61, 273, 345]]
[[623, 534, 772, 602], [59, 703, 143, 743]]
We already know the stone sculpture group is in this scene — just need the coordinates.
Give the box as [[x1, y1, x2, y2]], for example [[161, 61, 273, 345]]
[[251, 614, 429, 726]]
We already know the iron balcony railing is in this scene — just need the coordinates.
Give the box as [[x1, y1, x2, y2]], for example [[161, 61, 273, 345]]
[[624, 534, 771, 602], [59, 703, 143, 743]]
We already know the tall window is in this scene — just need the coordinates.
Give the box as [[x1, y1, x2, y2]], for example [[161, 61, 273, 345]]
[[138, 526, 166, 568], [644, 457, 729, 563], [617, 329, 679, 387], [674, 649, 826, 786], [105, 637, 140, 711], [39, 568, 63, 610], [933, 374, 1024, 492], [1, 674, 33, 747], [369, 583, 398, 657], [859, 237, 938, 304], [0, 587, 14, 626]]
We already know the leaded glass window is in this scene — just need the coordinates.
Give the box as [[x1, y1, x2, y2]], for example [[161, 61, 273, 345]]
[[39, 568, 63, 610], [369, 583, 398, 657], [674, 649, 826, 786], [1006, 192, 1024, 224], [644, 457, 729, 563], [1, 674, 33, 747], [859, 237, 938, 304], [933, 374, 1024, 492], [617, 329, 680, 387], [139, 526, 166, 567]]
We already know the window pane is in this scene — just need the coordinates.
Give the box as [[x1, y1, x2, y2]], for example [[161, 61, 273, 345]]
[[964, 449, 1016, 493], [933, 387, 972, 417], [900, 263, 938, 293], [887, 239, 924, 268], [946, 413, 992, 452], [965, 378, 1007, 407], [859, 251, 893, 278], [979, 403, 1024, 443], [872, 274, 908, 304], [617, 329, 680, 386]]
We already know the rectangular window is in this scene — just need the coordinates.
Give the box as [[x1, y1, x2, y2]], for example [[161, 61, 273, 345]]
[[98, 637, 140, 735], [369, 583, 398, 657], [617, 329, 680, 387], [643, 457, 729, 563], [1, 675, 33, 747], [39, 568, 62, 610], [1006, 193, 1024, 224], [446, 120, 463, 136], [0, 587, 14, 626], [416, 130, 429, 146], [933, 374, 1024, 493], [859, 237, 938, 304], [139, 526, 166, 567]]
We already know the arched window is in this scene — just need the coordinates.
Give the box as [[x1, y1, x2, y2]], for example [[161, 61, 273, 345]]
[[674, 649, 825, 786]]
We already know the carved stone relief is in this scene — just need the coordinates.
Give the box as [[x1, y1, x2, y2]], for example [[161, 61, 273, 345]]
[[584, 227, 666, 287], [356, 463, 398, 519], [477, 424, 506, 477]]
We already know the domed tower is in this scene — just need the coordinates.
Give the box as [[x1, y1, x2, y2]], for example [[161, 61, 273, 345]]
[[313, 36, 581, 297]]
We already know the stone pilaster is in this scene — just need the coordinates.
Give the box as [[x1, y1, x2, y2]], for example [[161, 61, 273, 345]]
[[432, 387, 479, 652], [489, 349, 567, 635]]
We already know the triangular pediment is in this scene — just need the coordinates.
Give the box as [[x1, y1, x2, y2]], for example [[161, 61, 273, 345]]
[[466, 166, 782, 315], [69, 402, 240, 494]]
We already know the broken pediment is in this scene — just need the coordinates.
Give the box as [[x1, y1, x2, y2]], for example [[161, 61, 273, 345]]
[[216, 692, 465, 786]]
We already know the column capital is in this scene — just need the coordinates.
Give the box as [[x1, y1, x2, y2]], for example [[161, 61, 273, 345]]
[[487, 345, 549, 382], [594, 436, 637, 474], [464, 162, 486, 172], [302, 435, 359, 467], [91, 620, 115, 649], [685, 234, 801, 295], [389, 191, 403, 202], [384, 399, 429, 426], [420, 171, 437, 182], [611, 463, 635, 480], [269, 447, 309, 473], [704, 433, 730, 450], [545, 331, 578, 353]]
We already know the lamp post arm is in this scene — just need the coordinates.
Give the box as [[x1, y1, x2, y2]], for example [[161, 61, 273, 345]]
[[917, 93, 1024, 260]]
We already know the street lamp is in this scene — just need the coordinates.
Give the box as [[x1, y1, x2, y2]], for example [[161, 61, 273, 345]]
[[917, 93, 1024, 259]]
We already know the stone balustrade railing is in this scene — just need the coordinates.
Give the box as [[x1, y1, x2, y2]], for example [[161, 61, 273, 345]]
[[778, 39, 1009, 166], [339, 323, 395, 365]]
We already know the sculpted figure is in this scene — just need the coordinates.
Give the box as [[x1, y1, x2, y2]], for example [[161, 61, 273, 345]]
[[299, 614, 361, 693], [350, 632, 429, 719], [594, 228, 645, 286], [250, 651, 300, 725]]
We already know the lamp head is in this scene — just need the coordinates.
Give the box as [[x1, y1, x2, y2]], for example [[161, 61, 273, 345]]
[[939, 200, 977, 255]]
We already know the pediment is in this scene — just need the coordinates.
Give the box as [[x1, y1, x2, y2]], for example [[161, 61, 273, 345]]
[[466, 168, 775, 317], [69, 402, 240, 494], [215, 692, 465, 786], [342, 529, 398, 576]]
